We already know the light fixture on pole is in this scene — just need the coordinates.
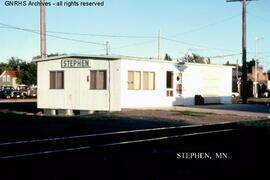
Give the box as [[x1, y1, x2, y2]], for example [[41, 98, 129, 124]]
[[254, 37, 264, 98]]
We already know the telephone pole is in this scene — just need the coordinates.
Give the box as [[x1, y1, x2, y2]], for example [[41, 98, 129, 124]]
[[254, 37, 264, 98], [106, 41, 109, 55], [226, 0, 255, 104], [157, 30, 161, 60], [40, 0, 46, 58], [236, 59, 239, 84]]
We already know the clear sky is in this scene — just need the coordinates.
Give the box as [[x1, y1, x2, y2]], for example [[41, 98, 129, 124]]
[[0, 0, 269, 70]]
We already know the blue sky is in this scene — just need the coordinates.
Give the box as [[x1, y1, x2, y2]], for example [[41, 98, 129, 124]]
[[0, 0, 269, 70]]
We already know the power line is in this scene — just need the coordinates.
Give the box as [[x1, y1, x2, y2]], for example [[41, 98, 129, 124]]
[[162, 37, 207, 49], [258, 0, 270, 9], [45, 31, 157, 39], [0, 24, 156, 39], [248, 12, 270, 23], [1, 22, 241, 55], [110, 40, 156, 51], [170, 13, 242, 38], [162, 37, 240, 53], [0, 22, 105, 46], [0, 13, 243, 40], [206, 53, 242, 59]]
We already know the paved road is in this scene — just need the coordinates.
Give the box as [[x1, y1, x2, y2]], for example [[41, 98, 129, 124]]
[[0, 98, 36, 103], [175, 104, 270, 118]]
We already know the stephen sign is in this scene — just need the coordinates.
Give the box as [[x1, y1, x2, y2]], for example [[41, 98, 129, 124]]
[[61, 59, 90, 68]]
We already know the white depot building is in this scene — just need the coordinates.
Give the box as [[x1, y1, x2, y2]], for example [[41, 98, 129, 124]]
[[35, 54, 233, 115]]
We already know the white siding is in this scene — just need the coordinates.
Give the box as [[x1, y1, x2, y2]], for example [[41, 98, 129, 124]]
[[37, 58, 121, 111], [181, 64, 232, 105], [120, 60, 232, 107], [120, 59, 180, 108], [37, 57, 232, 112]]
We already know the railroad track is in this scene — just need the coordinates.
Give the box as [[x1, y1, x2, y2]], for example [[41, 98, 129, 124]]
[[0, 122, 244, 159]]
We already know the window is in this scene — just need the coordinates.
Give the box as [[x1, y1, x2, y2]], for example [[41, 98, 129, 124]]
[[6, 75, 10, 82], [3, 75, 7, 82], [143, 72, 155, 90], [128, 71, 141, 90], [166, 71, 173, 96], [90, 70, 107, 89], [50, 71, 64, 89], [166, 71, 173, 88], [176, 73, 182, 95]]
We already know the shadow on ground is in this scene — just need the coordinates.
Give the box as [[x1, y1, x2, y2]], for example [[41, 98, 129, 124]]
[[0, 112, 187, 143], [186, 104, 270, 114]]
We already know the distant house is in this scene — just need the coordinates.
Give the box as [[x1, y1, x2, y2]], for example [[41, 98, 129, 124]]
[[247, 62, 268, 97], [223, 63, 241, 93], [268, 72, 270, 91], [0, 70, 19, 88], [232, 68, 242, 94]]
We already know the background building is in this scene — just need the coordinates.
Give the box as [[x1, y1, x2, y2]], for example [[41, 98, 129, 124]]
[[0, 70, 18, 88], [247, 60, 268, 97]]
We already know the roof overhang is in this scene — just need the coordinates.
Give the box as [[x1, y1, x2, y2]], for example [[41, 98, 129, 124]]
[[33, 54, 122, 62]]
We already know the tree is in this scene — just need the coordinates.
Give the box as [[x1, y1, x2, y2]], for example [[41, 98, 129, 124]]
[[0, 57, 37, 85], [0, 62, 8, 75], [164, 53, 172, 61], [17, 61, 37, 86], [32, 53, 67, 60], [223, 61, 242, 72], [7, 57, 23, 70], [247, 59, 257, 73], [181, 53, 209, 64], [206, 58, 211, 64]]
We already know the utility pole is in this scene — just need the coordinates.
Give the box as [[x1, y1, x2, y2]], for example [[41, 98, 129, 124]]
[[242, 0, 247, 103], [254, 37, 264, 98], [254, 37, 258, 98], [106, 41, 109, 55], [40, 0, 46, 58], [226, 0, 255, 104], [157, 30, 161, 60], [236, 59, 239, 85]]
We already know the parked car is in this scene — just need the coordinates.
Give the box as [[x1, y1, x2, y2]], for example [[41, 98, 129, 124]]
[[17, 85, 28, 97], [17, 85, 37, 98], [0, 86, 21, 99], [232, 92, 240, 97], [28, 86, 37, 97]]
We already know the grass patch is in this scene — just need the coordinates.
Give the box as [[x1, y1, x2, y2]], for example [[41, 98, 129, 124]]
[[173, 111, 215, 117], [0, 109, 31, 115], [239, 120, 270, 127]]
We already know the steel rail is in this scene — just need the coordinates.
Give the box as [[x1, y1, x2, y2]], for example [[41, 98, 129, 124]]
[[0, 122, 242, 159], [1, 129, 234, 159]]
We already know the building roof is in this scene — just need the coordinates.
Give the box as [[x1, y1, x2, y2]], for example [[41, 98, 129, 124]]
[[34, 54, 233, 69], [0, 70, 17, 78], [34, 54, 122, 62]]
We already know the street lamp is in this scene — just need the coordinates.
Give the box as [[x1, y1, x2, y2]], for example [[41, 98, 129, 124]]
[[254, 37, 264, 98]]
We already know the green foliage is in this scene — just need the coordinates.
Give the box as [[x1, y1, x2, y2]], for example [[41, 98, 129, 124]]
[[181, 53, 210, 64], [32, 53, 67, 60], [7, 57, 24, 70], [17, 61, 37, 86], [206, 58, 211, 64], [173, 111, 215, 117], [0, 57, 37, 86], [0, 63, 8, 75], [164, 53, 172, 61]]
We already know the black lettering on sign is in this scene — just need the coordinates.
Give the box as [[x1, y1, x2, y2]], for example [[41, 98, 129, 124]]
[[61, 59, 91, 68]]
